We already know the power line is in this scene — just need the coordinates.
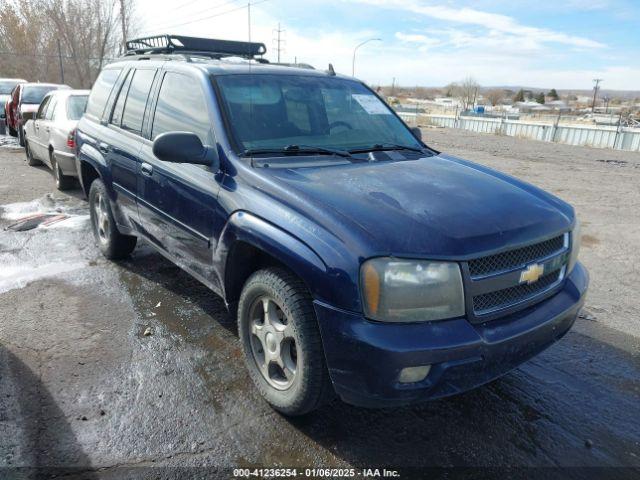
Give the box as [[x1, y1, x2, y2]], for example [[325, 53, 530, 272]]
[[146, 0, 244, 33], [141, 0, 269, 33]]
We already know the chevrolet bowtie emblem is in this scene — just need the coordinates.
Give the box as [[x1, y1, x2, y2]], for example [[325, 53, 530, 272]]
[[520, 263, 545, 285]]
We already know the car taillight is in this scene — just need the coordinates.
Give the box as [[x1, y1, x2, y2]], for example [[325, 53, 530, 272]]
[[67, 129, 76, 149]]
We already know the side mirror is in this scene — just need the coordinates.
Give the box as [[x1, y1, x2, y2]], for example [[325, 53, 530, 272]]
[[411, 126, 422, 141], [152, 132, 219, 170]]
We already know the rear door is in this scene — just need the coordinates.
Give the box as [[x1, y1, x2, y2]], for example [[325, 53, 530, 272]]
[[137, 69, 223, 286], [102, 67, 157, 230]]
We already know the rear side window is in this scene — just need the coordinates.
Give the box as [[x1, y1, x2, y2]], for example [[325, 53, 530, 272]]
[[110, 70, 133, 127], [67, 95, 88, 121], [121, 69, 156, 134], [152, 72, 210, 142], [86, 69, 121, 119]]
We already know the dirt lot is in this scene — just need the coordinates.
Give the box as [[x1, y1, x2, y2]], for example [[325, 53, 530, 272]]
[[0, 130, 639, 478]]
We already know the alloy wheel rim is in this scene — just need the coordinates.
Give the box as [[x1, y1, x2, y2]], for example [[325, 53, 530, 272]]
[[93, 192, 110, 244], [248, 296, 298, 390]]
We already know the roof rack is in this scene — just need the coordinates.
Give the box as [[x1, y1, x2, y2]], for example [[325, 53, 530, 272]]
[[125, 34, 267, 60]]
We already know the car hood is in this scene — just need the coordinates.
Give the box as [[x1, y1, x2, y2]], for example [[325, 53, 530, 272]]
[[258, 153, 574, 258]]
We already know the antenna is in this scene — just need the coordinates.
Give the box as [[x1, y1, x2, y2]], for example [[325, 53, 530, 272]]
[[327, 63, 336, 76]]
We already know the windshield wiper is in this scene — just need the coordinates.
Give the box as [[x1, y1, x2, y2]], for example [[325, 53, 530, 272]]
[[243, 144, 355, 159], [349, 143, 424, 154]]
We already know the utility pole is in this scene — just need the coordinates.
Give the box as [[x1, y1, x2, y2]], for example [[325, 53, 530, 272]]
[[119, 0, 128, 52], [391, 77, 396, 96], [592, 78, 603, 113], [273, 23, 285, 63], [56, 38, 64, 84], [247, 3, 252, 43]]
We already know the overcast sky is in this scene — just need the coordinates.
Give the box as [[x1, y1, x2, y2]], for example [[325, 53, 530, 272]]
[[135, 0, 640, 91]]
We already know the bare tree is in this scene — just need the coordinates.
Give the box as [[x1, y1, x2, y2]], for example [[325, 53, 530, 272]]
[[458, 76, 480, 111], [486, 89, 504, 107], [0, 0, 136, 88]]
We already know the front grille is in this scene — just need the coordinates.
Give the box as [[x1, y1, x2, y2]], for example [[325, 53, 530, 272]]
[[468, 235, 565, 278], [473, 270, 562, 314]]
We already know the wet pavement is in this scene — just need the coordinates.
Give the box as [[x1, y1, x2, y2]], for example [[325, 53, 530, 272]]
[[0, 141, 639, 478]]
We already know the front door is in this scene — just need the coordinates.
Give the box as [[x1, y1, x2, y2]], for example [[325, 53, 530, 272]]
[[137, 70, 223, 289]]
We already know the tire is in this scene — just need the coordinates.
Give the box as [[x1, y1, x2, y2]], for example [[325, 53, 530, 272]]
[[18, 125, 25, 147], [89, 179, 137, 260], [25, 141, 42, 166], [8, 126, 17, 137], [51, 152, 74, 191], [238, 267, 332, 416]]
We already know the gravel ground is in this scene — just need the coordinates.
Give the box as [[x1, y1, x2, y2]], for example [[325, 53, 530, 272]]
[[0, 132, 639, 478]]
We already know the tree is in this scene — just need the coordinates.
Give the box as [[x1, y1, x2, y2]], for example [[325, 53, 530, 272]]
[[513, 89, 525, 102], [458, 76, 480, 111], [0, 0, 137, 88], [547, 88, 559, 100], [536, 92, 546, 104], [486, 89, 504, 107]]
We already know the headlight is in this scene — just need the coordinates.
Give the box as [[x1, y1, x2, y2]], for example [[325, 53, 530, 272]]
[[360, 258, 465, 322], [568, 218, 581, 273]]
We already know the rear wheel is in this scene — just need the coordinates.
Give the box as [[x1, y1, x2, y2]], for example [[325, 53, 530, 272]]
[[18, 125, 25, 147], [25, 141, 41, 166], [238, 267, 332, 416], [89, 179, 137, 260], [51, 152, 74, 191], [8, 125, 17, 137]]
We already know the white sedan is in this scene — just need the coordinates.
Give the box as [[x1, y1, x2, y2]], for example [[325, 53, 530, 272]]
[[24, 89, 89, 190]]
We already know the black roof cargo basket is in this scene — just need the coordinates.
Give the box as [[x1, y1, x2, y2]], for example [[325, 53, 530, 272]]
[[125, 34, 267, 59]]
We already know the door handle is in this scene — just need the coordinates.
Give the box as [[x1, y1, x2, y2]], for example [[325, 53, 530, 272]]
[[141, 163, 153, 177]]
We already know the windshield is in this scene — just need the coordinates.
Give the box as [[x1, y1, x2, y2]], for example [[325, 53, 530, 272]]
[[215, 74, 422, 154], [0, 81, 19, 95], [22, 86, 59, 104], [67, 95, 88, 120]]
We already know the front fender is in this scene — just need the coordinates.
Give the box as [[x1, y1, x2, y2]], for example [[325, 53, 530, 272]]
[[215, 211, 358, 310]]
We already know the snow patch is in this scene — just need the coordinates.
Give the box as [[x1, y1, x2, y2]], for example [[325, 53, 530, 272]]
[[0, 261, 87, 294]]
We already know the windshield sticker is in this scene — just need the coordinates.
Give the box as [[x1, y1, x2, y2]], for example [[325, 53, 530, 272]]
[[352, 94, 392, 115]]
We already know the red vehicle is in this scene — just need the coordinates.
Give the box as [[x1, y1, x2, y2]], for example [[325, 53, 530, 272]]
[[5, 82, 69, 145]]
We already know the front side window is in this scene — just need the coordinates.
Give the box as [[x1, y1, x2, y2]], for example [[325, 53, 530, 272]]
[[67, 95, 89, 121], [152, 72, 210, 143], [215, 74, 421, 153], [36, 96, 51, 119], [86, 69, 121, 119], [121, 69, 156, 134], [45, 98, 58, 120]]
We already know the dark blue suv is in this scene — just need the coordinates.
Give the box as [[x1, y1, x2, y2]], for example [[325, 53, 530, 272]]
[[76, 35, 588, 415]]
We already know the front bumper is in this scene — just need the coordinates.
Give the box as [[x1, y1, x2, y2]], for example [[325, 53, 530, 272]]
[[314, 262, 589, 408]]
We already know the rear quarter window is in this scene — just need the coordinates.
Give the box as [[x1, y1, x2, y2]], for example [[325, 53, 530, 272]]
[[86, 69, 122, 119]]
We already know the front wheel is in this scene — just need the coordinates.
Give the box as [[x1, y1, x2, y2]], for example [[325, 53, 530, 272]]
[[25, 141, 42, 166], [238, 268, 332, 416], [8, 125, 17, 137], [89, 179, 137, 260]]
